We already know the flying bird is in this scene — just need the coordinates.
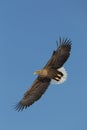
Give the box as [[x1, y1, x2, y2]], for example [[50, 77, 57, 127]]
[[15, 38, 72, 111]]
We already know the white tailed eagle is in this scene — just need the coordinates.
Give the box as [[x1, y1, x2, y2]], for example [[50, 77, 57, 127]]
[[15, 38, 72, 111]]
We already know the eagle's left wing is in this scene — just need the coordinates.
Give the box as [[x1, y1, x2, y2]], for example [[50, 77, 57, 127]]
[[15, 77, 50, 111]]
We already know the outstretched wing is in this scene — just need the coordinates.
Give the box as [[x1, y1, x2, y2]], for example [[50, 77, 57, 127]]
[[15, 77, 50, 111], [44, 38, 71, 69]]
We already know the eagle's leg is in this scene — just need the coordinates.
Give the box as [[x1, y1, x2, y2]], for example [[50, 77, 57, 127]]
[[51, 67, 67, 84], [53, 72, 63, 81], [48, 69, 63, 81]]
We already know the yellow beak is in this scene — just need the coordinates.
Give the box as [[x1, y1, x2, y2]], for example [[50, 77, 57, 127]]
[[33, 71, 37, 75], [33, 70, 40, 75]]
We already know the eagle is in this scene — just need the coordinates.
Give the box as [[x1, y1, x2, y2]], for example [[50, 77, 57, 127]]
[[15, 38, 72, 111]]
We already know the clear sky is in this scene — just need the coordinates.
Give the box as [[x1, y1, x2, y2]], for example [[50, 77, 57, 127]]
[[0, 0, 87, 130]]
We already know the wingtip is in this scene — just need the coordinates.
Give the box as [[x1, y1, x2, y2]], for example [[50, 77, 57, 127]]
[[15, 102, 25, 112], [56, 37, 72, 47]]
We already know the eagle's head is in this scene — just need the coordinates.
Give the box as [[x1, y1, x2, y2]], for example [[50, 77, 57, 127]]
[[33, 69, 48, 77]]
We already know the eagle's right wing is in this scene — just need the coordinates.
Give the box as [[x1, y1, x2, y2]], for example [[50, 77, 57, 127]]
[[44, 38, 71, 69], [15, 77, 50, 111]]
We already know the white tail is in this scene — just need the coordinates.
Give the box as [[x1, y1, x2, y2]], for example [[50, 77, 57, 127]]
[[51, 67, 67, 85]]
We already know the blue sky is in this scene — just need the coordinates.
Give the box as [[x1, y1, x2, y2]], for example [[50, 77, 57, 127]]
[[0, 0, 87, 130]]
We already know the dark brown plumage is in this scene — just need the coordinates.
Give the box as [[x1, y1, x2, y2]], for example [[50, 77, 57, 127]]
[[15, 38, 71, 111], [44, 38, 71, 69]]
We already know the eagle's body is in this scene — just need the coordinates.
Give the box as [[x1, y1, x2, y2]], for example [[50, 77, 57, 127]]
[[15, 38, 71, 111]]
